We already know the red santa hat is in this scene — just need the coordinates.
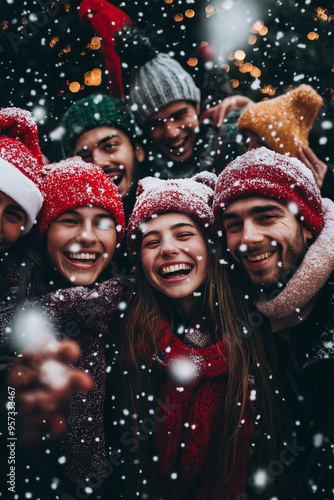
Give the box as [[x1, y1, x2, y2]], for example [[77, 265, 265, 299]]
[[0, 107, 44, 234], [38, 157, 125, 247], [127, 172, 218, 260], [213, 147, 324, 236]]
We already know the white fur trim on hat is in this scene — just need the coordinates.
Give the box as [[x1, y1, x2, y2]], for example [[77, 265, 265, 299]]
[[0, 157, 43, 234]]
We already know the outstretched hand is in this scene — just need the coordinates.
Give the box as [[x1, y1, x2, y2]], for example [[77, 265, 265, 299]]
[[297, 146, 328, 189], [205, 95, 254, 129], [7, 340, 93, 447]]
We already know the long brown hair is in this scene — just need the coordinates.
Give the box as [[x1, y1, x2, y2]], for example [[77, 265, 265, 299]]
[[123, 217, 285, 494]]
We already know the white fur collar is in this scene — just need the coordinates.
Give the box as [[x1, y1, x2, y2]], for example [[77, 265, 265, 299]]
[[256, 198, 334, 331]]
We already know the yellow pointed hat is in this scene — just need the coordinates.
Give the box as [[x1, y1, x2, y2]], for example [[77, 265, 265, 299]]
[[238, 84, 323, 157]]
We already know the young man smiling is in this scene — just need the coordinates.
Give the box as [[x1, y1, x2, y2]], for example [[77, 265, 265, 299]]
[[60, 94, 144, 220], [214, 147, 334, 499], [114, 25, 252, 179]]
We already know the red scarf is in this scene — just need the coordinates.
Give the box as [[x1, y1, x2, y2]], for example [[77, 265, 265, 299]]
[[151, 318, 254, 500]]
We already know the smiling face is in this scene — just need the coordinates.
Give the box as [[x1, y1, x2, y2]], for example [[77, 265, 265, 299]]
[[0, 190, 26, 253], [221, 197, 313, 293], [144, 101, 200, 163], [140, 213, 208, 317], [74, 126, 144, 198], [47, 206, 117, 286]]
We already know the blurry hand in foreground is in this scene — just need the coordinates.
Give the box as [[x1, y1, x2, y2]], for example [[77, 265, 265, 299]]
[[297, 145, 328, 189], [7, 340, 93, 447]]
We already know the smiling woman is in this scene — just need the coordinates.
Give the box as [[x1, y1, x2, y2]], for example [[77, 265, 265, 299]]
[[110, 173, 289, 499], [38, 156, 125, 286], [47, 206, 117, 286], [8, 156, 128, 498]]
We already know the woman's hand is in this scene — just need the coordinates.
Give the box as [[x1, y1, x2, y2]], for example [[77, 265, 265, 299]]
[[297, 146, 328, 189], [7, 340, 93, 447]]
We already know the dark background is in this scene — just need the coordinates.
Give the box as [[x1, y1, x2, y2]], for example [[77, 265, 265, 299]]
[[1, 0, 333, 164]]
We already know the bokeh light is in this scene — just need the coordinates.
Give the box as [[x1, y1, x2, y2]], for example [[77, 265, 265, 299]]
[[69, 81, 80, 93], [187, 57, 198, 67]]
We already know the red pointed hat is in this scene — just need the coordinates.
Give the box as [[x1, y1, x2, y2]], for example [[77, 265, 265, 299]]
[[79, 0, 131, 99], [213, 147, 324, 236], [0, 107, 44, 234]]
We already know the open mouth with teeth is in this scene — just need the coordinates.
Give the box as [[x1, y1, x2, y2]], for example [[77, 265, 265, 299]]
[[167, 135, 189, 155], [159, 263, 193, 279], [64, 252, 101, 264], [243, 250, 277, 268], [247, 251, 275, 262], [103, 168, 124, 186]]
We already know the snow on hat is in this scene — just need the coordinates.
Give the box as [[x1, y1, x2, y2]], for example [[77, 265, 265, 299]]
[[60, 94, 136, 155], [127, 171, 217, 260], [38, 157, 125, 246], [238, 84, 323, 157], [0, 107, 44, 234], [115, 26, 201, 125], [213, 147, 324, 237]]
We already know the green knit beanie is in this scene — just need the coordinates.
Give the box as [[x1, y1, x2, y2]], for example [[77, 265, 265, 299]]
[[61, 94, 136, 156]]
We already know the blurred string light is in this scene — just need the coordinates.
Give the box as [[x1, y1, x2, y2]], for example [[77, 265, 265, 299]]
[[307, 31, 319, 40], [220, 63, 230, 72], [227, 47, 261, 78], [69, 67, 102, 93], [87, 36, 101, 50], [174, 13, 183, 22], [316, 7, 334, 21], [205, 5, 215, 17], [84, 68, 102, 86], [248, 34, 257, 45], [58, 44, 71, 58], [69, 81, 81, 93], [50, 37, 59, 48], [185, 10, 195, 18], [260, 85, 276, 96], [187, 57, 198, 67]]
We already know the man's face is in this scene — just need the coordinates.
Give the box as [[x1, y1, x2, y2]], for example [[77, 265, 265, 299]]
[[0, 191, 26, 253], [74, 126, 144, 198], [144, 101, 200, 162], [221, 197, 313, 293]]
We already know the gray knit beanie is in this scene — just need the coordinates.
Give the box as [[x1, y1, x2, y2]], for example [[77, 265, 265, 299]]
[[130, 53, 201, 125], [115, 26, 201, 125]]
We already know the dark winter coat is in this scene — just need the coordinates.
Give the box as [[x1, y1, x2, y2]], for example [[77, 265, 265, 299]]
[[3, 275, 129, 500], [272, 274, 334, 500], [255, 198, 334, 499]]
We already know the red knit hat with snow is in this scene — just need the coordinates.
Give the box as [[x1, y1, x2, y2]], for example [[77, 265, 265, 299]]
[[38, 157, 125, 246], [127, 172, 218, 261], [0, 107, 44, 234], [213, 147, 324, 237]]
